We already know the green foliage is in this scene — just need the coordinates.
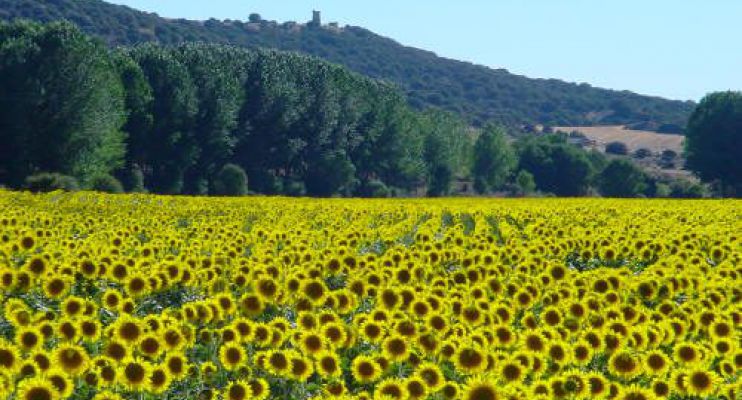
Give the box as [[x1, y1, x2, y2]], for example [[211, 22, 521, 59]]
[[89, 174, 125, 193], [598, 159, 647, 198], [125, 44, 199, 194], [514, 170, 536, 196], [212, 163, 248, 196], [0, 20, 703, 199], [668, 179, 706, 198], [517, 135, 594, 196], [0, 0, 695, 129], [472, 125, 516, 194], [605, 141, 629, 155], [357, 179, 391, 198], [24, 172, 79, 192], [0, 20, 126, 186], [684, 91, 742, 195]]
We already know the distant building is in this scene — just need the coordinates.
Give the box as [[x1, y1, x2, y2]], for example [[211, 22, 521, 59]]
[[312, 10, 321, 26]]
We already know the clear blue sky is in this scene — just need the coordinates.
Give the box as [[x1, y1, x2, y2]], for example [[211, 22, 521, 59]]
[[108, 0, 741, 101]]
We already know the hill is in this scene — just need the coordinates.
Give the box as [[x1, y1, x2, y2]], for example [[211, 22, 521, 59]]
[[0, 0, 695, 129]]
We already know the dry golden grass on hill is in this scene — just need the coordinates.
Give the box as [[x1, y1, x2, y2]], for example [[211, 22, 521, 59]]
[[556, 125, 684, 153]]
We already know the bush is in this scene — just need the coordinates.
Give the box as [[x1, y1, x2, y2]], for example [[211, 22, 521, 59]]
[[358, 179, 391, 198], [283, 179, 306, 197], [212, 164, 248, 196], [89, 174, 124, 193], [598, 159, 647, 197], [634, 148, 653, 159], [514, 170, 536, 196], [24, 173, 80, 192], [670, 179, 706, 198], [605, 141, 629, 155]]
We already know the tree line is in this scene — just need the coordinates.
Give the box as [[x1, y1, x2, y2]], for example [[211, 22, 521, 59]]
[[0, 21, 732, 198], [0, 0, 695, 129]]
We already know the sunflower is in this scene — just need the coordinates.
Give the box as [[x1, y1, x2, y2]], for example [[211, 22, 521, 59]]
[[302, 279, 328, 305], [709, 320, 732, 339], [643, 350, 670, 376], [31, 351, 51, 372], [440, 382, 461, 399], [223, 380, 251, 400], [54, 344, 89, 376], [382, 335, 410, 362], [499, 359, 524, 383], [405, 376, 428, 399], [360, 320, 385, 343], [17, 376, 60, 400], [651, 380, 670, 398], [103, 340, 128, 362], [413, 361, 444, 391], [164, 353, 188, 380], [461, 377, 500, 400], [92, 391, 124, 400], [138, 334, 162, 358], [248, 377, 270, 400], [375, 378, 408, 399], [321, 322, 348, 348], [547, 342, 570, 364], [219, 343, 246, 371], [42, 275, 70, 299], [255, 277, 279, 302], [112, 315, 143, 344], [102, 289, 123, 310], [118, 358, 151, 391], [316, 351, 342, 379], [608, 350, 643, 379], [521, 331, 547, 354], [298, 331, 326, 356], [351, 355, 381, 384], [16, 327, 43, 351], [684, 369, 719, 397], [673, 342, 702, 366], [288, 353, 314, 382], [45, 368, 73, 398], [454, 344, 488, 375], [618, 385, 656, 400], [147, 365, 172, 394], [264, 349, 290, 376]]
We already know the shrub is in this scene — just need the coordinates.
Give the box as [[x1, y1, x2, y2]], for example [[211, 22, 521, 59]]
[[212, 164, 248, 196], [598, 159, 647, 197], [605, 141, 629, 155], [670, 180, 706, 198], [24, 172, 80, 192], [514, 170, 536, 196], [634, 148, 653, 159], [89, 174, 124, 193], [358, 179, 391, 198]]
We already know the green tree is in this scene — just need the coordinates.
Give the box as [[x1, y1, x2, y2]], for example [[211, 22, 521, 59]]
[[517, 135, 594, 196], [684, 91, 742, 195], [598, 159, 647, 197], [421, 111, 471, 196], [0, 21, 126, 186], [514, 170, 536, 196], [212, 163, 248, 196], [176, 44, 250, 194], [127, 44, 199, 194], [472, 125, 516, 194]]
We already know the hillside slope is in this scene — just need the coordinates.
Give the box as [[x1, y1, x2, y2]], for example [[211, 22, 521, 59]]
[[0, 0, 695, 128]]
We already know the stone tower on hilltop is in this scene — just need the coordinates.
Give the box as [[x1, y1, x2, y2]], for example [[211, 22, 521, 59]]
[[312, 10, 321, 26]]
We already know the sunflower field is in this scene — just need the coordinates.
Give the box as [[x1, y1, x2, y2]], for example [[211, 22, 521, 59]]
[[0, 191, 739, 400]]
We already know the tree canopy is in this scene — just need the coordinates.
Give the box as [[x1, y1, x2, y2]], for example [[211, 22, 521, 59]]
[[684, 91, 742, 195], [0, 0, 695, 129]]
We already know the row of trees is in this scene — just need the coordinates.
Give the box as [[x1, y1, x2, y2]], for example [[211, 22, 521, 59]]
[[0, 21, 474, 196], [0, 21, 731, 198]]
